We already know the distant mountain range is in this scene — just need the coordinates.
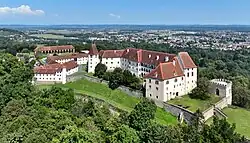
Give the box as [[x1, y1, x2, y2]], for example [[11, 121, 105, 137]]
[[1, 24, 250, 32]]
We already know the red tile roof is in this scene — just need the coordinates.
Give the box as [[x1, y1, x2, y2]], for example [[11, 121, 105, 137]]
[[37, 45, 74, 52], [89, 44, 98, 55], [99, 50, 125, 58], [178, 52, 197, 69], [121, 48, 176, 66], [34, 61, 78, 74], [144, 57, 184, 80], [47, 53, 88, 63]]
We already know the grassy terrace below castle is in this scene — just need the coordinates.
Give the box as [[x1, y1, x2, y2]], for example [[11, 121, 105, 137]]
[[38, 79, 178, 125], [205, 106, 250, 138], [168, 94, 221, 112]]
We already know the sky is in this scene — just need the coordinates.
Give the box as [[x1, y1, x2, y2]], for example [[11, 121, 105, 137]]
[[0, 0, 249, 25]]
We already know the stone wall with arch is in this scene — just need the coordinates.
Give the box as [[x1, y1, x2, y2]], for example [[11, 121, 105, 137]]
[[209, 79, 232, 105]]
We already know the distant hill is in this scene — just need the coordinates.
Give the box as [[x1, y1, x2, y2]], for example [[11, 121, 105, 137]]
[[0, 28, 25, 36], [1, 24, 250, 32]]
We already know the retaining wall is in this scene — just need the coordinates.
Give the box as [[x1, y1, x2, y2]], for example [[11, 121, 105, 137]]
[[202, 97, 228, 121], [163, 102, 195, 124]]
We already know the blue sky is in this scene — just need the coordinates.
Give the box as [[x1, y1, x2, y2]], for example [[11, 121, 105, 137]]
[[0, 0, 249, 25]]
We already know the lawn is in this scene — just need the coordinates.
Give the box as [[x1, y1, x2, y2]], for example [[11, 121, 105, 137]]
[[38, 79, 178, 125], [222, 106, 250, 138], [168, 95, 221, 112]]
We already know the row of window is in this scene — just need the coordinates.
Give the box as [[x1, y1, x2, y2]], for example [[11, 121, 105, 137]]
[[36, 74, 61, 76], [166, 92, 179, 96], [105, 62, 119, 64], [149, 94, 159, 99], [36, 77, 61, 80], [187, 72, 194, 77]]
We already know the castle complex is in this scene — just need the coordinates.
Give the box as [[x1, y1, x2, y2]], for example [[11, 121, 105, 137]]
[[34, 44, 197, 101]]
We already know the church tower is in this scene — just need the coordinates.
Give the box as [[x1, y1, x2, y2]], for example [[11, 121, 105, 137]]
[[87, 43, 100, 73]]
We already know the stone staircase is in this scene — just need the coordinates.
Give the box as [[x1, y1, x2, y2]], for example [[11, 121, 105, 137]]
[[214, 107, 228, 119]]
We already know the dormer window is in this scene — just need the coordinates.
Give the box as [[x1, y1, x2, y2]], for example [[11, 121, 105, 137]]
[[156, 55, 159, 60], [148, 54, 151, 58], [165, 56, 169, 62]]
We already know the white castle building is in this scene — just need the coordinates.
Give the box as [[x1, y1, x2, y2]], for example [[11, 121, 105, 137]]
[[87, 44, 197, 102], [34, 61, 79, 84], [34, 44, 197, 102]]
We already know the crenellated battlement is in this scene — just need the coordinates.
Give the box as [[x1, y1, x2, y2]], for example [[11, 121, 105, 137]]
[[210, 79, 232, 87]]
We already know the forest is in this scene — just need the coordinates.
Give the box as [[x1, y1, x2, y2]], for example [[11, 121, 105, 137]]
[[0, 49, 248, 142]]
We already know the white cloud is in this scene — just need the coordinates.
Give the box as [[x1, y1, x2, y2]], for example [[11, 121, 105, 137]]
[[109, 13, 121, 19], [0, 5, 45, 16]]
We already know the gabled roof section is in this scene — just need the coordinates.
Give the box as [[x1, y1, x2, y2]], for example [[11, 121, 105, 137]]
[[47, 53, 88, 63], [121, 48, 176, 66], [178, 52, 197, 69], [122, 48, 140, 62], [34, 61, 78, 74], [37, 45, 74, 52], [99, 50, 125, 58], [144, 57, 184, 80], [89, 44, 98, 55], [141, 49, 176, 66]]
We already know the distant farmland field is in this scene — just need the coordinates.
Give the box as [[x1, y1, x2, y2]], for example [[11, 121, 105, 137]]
[[30, 34, 77, 39]]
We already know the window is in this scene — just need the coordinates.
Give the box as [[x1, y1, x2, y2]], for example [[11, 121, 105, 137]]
[[166, 87, 168, 90], [174, 78, 177, 82], [111, 62, 113, 64], [174, 85, 175, 88], [150, 94, 152, 97], [166, 81, 169, 84], [155, 80, 159, 84], [149, 85, 151, 88], [156, 96, 159, 99], [187, 73, 190, 77], [156, 87, 158, 90], [106, 62, 108, 64], [192, 72, 194, 76], [182, 77, 184, 80], [118, 62, 119, 64], [149, 79, 151, 83]]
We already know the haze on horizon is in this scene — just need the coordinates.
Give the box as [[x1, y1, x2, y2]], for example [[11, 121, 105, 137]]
[[0, 0, 249, 25]]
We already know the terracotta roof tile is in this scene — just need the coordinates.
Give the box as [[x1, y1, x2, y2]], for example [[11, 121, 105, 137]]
[[121, 48, 176, 66], [47, 53, 88, 63], [37, 45, 74, 52], [178, 52, 197, 69], [34, 61, 78, 74], [89, 44, 98, 55], [99, 50, 125, 58], [144, 57, 184, 80]]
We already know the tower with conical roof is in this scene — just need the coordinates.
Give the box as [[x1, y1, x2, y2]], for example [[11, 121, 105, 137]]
[[87, 43, 100, 73]]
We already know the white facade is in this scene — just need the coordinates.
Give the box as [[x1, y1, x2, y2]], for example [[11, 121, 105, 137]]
[[34, 66, 78, 84], [87, 54, 100, 73], [101, 57, 121, 71], [54, 57, 88, 65], [145, 76, 187, 102]]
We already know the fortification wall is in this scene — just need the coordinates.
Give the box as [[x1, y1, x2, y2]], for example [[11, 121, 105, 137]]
[[202, 106, 214, 121], [163, 102, 195, 124]]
